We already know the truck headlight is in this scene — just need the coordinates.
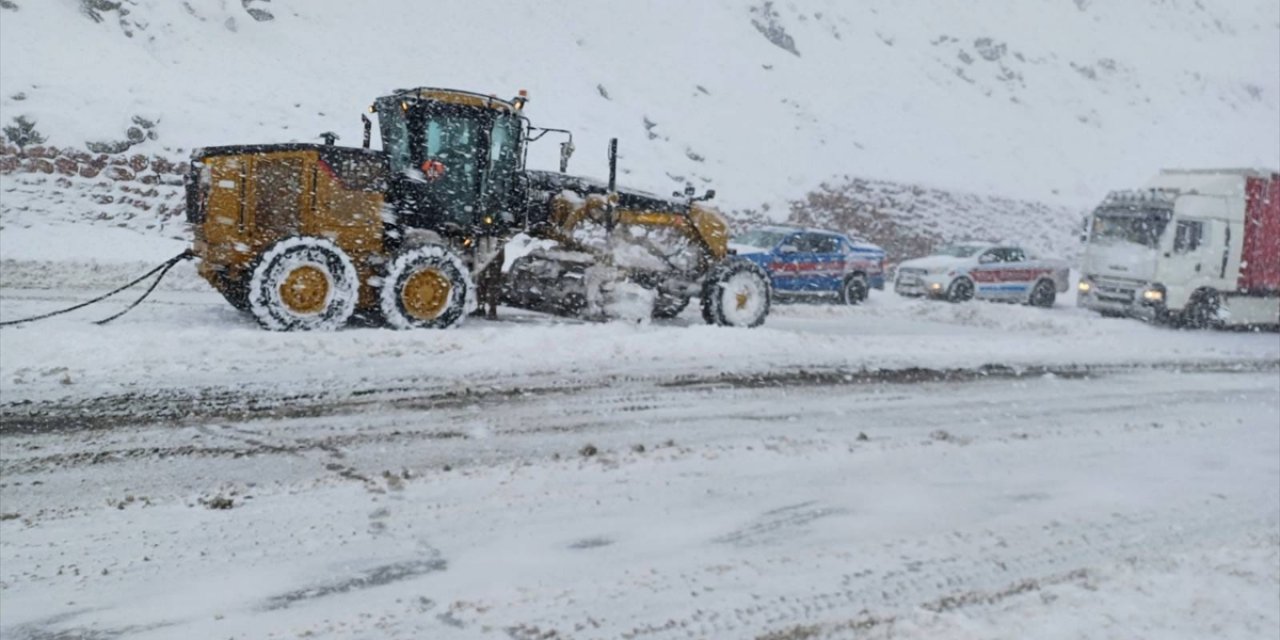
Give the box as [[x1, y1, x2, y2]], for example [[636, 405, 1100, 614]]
[[1141, 287, 1164, 303], [1077, 280, 1091, 293]]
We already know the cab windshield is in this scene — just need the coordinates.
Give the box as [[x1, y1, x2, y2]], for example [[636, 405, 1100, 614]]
[[378, 104, 411, 174], [377, 97, 525, 226], [378, 99, 522, 181], [734, 230, 789, 249], [1090, 208, 1171, 248], [483, 113, 524, 205]]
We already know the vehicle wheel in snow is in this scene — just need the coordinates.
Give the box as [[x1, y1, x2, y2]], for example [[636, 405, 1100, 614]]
[[1028, 279, 1056, 308], [247, 236, 359, 331], [946, 277, 974, 303], [380, 245, 471, 330], [700, 259, 771, 327], [1181, 289, 1221, 330], [841, 275, 869, 306], [652, 293, 691, 319]]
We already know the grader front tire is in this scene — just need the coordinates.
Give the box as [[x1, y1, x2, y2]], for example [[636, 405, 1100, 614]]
[[701, 259, 771, 328]]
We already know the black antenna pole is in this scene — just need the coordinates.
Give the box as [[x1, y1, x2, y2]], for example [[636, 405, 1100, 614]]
[[607, 138, 617, 192], [606, 138, 618, 233]]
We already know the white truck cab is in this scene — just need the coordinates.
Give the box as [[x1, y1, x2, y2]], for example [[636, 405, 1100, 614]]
[[1078, 169, 1279, 327]]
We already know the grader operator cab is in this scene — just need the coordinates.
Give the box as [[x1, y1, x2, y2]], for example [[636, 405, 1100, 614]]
[[185, 87, 771, 331]]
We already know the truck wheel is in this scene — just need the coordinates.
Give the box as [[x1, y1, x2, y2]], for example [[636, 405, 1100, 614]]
[[380, 245, 472, 329], [1028, 279, 1056, 308], [1181, 289, 1222, 330], [652, 293, 691, 319], [247, 236, 359, 331], [946, 277, 974, 303], [841, 274, 869, 305], [701, 259, 771, 327]]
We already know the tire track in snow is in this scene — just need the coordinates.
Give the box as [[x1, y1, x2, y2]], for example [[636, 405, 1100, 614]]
[[2, 359, 1274, 434]]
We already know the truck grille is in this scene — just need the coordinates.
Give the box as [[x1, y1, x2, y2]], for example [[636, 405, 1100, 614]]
[[1090, 276, 1142, 303]]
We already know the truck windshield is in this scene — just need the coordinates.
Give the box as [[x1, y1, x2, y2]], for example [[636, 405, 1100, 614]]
[[734, 230, 789, 249], [1090, 209, 1171, 248]]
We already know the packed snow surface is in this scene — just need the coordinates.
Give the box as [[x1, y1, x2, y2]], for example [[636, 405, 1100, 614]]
[[2, 228, 1279, 638], [1, 356, 1277, 639]]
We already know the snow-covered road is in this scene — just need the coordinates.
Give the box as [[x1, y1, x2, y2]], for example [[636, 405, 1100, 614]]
[[2, 363, 1278, 639], [2, 267, 1279, 639]]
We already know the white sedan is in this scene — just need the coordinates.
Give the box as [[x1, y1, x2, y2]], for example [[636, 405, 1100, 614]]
[[894, 242, 1070, 307]]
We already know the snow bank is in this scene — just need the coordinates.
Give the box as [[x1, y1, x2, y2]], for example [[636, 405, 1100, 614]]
[[1, 284, 1275, 407]]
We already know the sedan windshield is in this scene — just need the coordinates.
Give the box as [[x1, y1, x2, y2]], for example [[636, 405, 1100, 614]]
[[734, 230, 789, 249]]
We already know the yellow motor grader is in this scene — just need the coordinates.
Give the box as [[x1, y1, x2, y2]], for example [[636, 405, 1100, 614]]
[[185, 87, 771, 330]]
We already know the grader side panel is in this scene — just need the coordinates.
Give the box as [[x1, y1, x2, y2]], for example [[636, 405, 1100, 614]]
[[250, 153, 307, 239], [191, 145, 387, 312], [307, 156, 385, 311]]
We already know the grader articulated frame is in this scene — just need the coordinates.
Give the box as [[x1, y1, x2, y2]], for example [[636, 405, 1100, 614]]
[[186, 88, 771, 331]]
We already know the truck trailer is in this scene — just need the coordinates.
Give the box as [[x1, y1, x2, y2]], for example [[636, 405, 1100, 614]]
[[1077, 168, 1279, 328]]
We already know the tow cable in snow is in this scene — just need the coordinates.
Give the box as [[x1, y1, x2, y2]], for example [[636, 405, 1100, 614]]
[[0, 250, 195, 327]]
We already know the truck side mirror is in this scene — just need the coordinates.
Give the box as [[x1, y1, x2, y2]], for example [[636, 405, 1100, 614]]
[[684, 184, 696, 197], [702, 189, 716, 201]]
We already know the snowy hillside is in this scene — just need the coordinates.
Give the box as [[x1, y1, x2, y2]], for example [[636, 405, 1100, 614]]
[[1, 0, 1276, 218]]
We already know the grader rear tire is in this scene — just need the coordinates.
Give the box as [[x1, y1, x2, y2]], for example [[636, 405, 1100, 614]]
[[247, 237, 359, 331], [379, 245, 472, 330]]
